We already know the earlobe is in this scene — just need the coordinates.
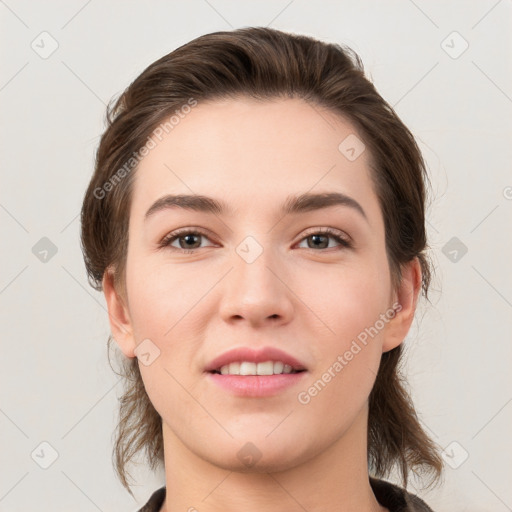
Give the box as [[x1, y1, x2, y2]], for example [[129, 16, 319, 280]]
[[382, 258, 422, 353], [102, 268, 136, 358]]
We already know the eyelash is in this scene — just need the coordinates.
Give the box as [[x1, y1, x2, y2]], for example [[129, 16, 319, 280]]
[[158, 227, 352, 254]]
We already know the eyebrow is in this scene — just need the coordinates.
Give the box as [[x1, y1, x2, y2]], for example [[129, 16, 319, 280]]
[[144, 191, 368, 223]]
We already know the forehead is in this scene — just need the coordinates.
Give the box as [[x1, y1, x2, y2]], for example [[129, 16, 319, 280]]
[[130, 96, 380, 223]]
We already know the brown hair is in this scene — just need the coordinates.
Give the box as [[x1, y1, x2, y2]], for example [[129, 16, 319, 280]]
[[80, 26, 444, 496]]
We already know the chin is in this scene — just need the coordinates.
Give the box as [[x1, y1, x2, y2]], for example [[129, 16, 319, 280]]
[[208, 449, 307, 474], [195, 431, 315, 474]]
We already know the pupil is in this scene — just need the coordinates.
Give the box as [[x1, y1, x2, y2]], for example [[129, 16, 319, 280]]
[[181, 234, 200, 249], [310, 234, 327, 249]]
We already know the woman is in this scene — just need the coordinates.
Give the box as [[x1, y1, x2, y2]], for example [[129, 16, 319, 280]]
[[80, 27, 444, 512]]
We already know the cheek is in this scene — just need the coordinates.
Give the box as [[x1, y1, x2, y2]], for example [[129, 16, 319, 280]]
[[124, 253, 203, 340], [128, 266, 204, 421], [298, 258, 391, 346], [295, 269, 389, 420]]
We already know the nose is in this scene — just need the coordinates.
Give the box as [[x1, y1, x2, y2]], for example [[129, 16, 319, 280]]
[[218, 242, 295, 328]]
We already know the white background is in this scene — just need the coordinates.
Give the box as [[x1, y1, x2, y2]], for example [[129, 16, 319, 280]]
[[1, 1, 511, 510]]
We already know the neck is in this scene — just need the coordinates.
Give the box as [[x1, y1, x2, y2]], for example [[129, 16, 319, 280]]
[[159, 403, 386, 512]]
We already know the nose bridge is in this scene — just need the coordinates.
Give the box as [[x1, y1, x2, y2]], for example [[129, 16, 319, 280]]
[[233, 234, 281, 301], [219, 233, 293, 324]]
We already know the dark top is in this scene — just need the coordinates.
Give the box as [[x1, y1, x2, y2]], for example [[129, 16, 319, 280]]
[[136, 477, 434, 511]]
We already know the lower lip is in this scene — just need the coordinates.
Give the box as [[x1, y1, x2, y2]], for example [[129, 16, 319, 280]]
[[206, 372, 307, 397]]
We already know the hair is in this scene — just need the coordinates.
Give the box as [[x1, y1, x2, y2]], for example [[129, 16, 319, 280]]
[[80, 26, 444, 497]]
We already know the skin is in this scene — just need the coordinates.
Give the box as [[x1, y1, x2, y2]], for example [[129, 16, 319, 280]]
[[103, 97, 421, 512]]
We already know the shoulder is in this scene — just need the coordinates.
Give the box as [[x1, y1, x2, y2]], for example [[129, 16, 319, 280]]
[[370, 477, 435, 512], [136, 480, 435, 512], [136, 486, 166, 512]]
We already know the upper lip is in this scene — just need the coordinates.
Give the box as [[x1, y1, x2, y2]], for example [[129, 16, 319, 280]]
[[205, 346, 307, 372]]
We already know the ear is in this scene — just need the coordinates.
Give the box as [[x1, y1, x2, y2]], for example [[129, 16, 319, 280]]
[[102, 267, 136, 358], [382, 257, 422, 353]]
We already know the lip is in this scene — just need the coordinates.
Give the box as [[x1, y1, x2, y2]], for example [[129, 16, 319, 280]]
[[204, 346, 308, 398], [204, 346, 307, 373], [206, 372, 307, 397]]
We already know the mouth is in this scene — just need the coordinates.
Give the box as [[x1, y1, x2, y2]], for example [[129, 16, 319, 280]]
[[209, 360, 306, 376], [204, 346, 308, 397]]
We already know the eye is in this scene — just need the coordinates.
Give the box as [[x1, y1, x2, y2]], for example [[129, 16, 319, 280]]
[[158, 228, 216, 253], [296, 227, 352, 251], [158, 227, 352, 254]]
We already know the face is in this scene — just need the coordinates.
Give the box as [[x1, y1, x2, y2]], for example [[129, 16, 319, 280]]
[[105, 96, 417, 473]]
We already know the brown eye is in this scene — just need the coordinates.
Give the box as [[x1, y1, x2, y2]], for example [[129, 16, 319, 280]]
[[159, 229, 215, 252], [297, 228, 352, 250], [175, 233, 202, 250]]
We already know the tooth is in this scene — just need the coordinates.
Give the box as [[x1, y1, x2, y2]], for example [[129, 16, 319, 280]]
[[239, 362, 257, 375], [216, 361, 298, 375], [228, 362, 241, 375], [257, 361, 274, 375], [273, 361, 284, 374]]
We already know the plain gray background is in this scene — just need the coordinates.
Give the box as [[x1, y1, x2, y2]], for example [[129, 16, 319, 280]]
[[1, 1, 511, 510]]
